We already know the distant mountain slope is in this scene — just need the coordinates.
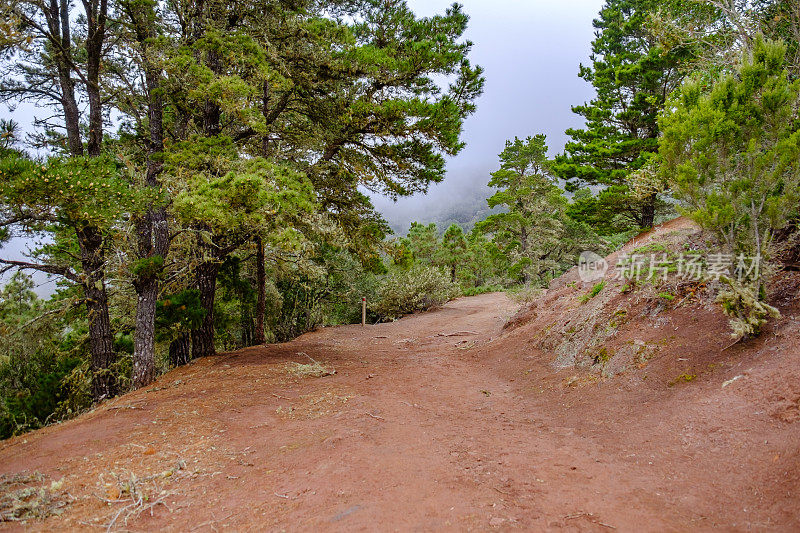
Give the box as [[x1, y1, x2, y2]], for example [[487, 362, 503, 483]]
[[372, 179, 501, 235]]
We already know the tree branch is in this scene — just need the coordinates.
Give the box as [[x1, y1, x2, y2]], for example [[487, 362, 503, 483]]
[[0, 258, 81, 283]]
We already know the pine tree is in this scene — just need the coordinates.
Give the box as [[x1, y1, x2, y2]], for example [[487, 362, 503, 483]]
[[2, 0, 485, 393], [659, 36, 800, 338], [1, 0, 122, 400], [157, 0, 483, 357], [114, 0, 172, 387], [171, 152, 317, 358], [480, 135, 601, 286], [480, 136, 560, 284], [552, 0, 692, 233], [439, 224, 469, 283], [403, 222, 440, 265]]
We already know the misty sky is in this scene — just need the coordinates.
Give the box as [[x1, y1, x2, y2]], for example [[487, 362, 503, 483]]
[[374, 0, 605, 231]]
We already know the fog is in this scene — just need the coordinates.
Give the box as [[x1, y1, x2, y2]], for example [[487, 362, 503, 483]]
[[373, 0, 604, 234]]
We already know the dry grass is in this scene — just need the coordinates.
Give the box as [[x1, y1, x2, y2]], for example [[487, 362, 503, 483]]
[[94, 465, 183, 530], [286, 353, 336, 378], [508, 285, 544, 304], [0, 472, 70, 522], [286, 361, 336, 378]]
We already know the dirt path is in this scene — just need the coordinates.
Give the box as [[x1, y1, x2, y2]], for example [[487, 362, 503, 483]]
[[1, 292, 798, 531]]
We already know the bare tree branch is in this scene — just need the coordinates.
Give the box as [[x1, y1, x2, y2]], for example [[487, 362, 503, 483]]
[[0, 257, 81, 283]]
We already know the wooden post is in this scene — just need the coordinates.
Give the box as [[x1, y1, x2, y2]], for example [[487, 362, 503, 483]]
[[362, 297, 366, 326]]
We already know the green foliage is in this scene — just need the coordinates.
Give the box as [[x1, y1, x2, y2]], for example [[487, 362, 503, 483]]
[[506, 285, 544, 304], [461, 284, 504, 297], [402, 222, 440, 265], [385, 238, 415, 269], [323, 1, 485, 198], [215, 256, 258, 350], [661, 36, 800, 258], [602, 228, 642, 251], [649, 0, 800, 78], [552, 0, 694, 232], [155, 290, 205, 340], [580, 281, 606, 303], [0, 274, 91, 439], [592, 346, 613, 366], [589, 281, 606, 298], [439, 224, 469, 282], [394, 220, 509, 290], [266, 246, 383, 341], [0, 356, 83, 439], [479, 135, 603, 286], [372, 264, 459, 321], [0, 153, 152, 231], [758, 0, 800, 75], [717, 277, 780, 339], [668, 372, 697, 387], [0, 0, 486, 433], [461, 228, 504, 288], [130, 255, 164, 280], [660, 36, 800, 337], [174, 158, 316, 249]]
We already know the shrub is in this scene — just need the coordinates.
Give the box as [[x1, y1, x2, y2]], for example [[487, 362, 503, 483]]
[[0, 273, 94, 439], [668, 372, 697, 387], [0, 356, 86, 439], [462, 284, 504, 297], [373, 265, 459, 320], [579, 281, 606, 303], [506, 285, 543, 304], [717, 277, 780, 339], [659, 37, 800, 338]]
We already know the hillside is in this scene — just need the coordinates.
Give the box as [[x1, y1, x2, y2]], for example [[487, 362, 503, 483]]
[[1, 218, 799, 531]]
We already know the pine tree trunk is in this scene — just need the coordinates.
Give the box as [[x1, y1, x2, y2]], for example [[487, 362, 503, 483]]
[[130, 17, 168, 388], [169, 333, 191, 368], [132, 206, 168, 388], [80, 0, 116, 399], [132, 277, 158, 386], [85, 289, 117, 400], [255, 78, 272, 346], [192, 260, 219, 358], [77, 226, 118, 400], [84, 0, 106, 157], [38, 0, 116, 401], [57, 68, 83, 156], [520, 226, 530, 285], [188, 23, 224, 361], [50, 0, 84, 156], [641, 194, 656, 229], [254, 236, 266, 344]]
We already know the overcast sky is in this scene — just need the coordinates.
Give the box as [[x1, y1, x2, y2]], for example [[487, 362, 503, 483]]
[[373, 0, 605, 230]]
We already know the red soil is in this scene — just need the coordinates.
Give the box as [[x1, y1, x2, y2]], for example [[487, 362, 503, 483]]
[[1, 226, 799, 531]]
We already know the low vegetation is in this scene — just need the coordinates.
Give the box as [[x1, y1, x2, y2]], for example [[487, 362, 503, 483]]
[[0, 473, 69, 522], [580, 282, 606, 304], [372, 265, 460, 321]]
